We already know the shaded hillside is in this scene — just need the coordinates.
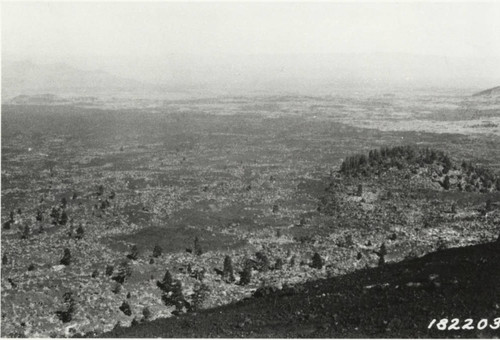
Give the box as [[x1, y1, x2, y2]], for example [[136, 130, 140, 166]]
[[101, 241, 500, 338], [473, 86, 500, 97]]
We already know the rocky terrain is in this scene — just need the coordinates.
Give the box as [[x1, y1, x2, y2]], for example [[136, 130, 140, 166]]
[[2, 93, 500, 337], [104, 240, 500, 338], [103, 147, 500, 338]]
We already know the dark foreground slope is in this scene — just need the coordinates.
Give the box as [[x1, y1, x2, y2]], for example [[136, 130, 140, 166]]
[[102, 241, 500, 338]]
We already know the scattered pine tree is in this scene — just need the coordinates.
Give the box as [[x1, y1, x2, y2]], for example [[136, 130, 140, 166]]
[[105, 265, 114, 276], [376, 243, 387, 266], [127, 245, 139, 260], [119, 301, 132, 316], [239, 260, 252, 286], [451, 202, 457, 214], [222, 255, 235, 283], [59, 211, 68, 225], [357, 184, 363, 196], [274, 258, 284, 270], [75, 225, 84, 240], [443, 176, 451, 190], [3, 220, 11, 230], [112, 282, 122, 294], [311, 252, 324, 269], [152, 244, 163, 258], [194, 237, 203, 256], [20, 225, 30, 240], [486, 199, 492, 212], [112, 260, 132, 284], [36, 209, 43, 222], [142, 307, 151, 321], [156, 270, 174, 292], [60, 248, 71, 266], [56, 292, 75, 323], [191, 282, 210, 311], [50, 207, 60, 224], [255, 252, 270, 272]]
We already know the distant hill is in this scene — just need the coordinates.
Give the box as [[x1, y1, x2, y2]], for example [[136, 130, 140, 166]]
[[339, 145, 500, 193], [472, 86, 500, 97], [1, 60, 148, 99]]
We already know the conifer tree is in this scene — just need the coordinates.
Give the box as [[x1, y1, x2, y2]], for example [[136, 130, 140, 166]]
[[142, 307, 151, 320], [156, 270, 174, 292], [60, 248, 71, 266], [75, 224, 84, 240], [191, 283, 210, 311], [119, 301, 132, 316], [127, 245, 139, 260], [376, 243, 387, 266], [112, 260, 132, 284], [239, 260, 252, 286], [194, 236, 203, 256], [443, 175, 451, 190], [255, 252, 270, 272], [222, 255, 235, 283], [357, 184, 363, 196], [105, 265, 114, 276], [152, 244, 163, 258], [274, 258, 284, 270], [311, 252, 324, 269], [36, 209, 43, 222], [486, 198, 492, 212], [3, 220, 11, 230], [50, 207, 60, 224], [56, 292, 76, 323], [59, 211, 68, 225], [20, 225, 30, 240]]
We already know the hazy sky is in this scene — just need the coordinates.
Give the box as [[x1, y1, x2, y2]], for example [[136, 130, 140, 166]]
[[2, 1, 500, 87], [4, 2, 500, 58]]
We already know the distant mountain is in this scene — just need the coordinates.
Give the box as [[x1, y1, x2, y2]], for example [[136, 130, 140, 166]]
[[473, 85, 500, 97], [1, 60, 148, 99]]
